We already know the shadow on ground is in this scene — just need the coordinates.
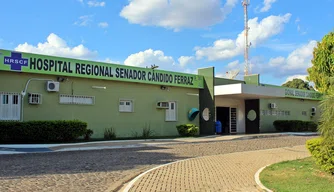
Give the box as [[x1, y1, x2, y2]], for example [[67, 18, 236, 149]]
[[0, 145, 189, 178]]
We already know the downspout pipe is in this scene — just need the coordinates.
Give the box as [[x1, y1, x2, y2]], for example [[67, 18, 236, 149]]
[[20, 78, 54, 122]]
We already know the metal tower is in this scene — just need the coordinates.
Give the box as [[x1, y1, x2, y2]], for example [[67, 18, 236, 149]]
[[242, 0, 251, 76]]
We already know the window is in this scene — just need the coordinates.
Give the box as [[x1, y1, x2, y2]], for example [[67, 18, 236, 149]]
[[285, 111, 290, 116], [272, 110, 277, 116], [0, 92, 21, 121], [2, 95, 8, 104], [119, 99, 133, 112], [165, 101, 177, 121], [59, 94, 95, 105], [13, 95, 19, 105], [302, 111, 307, 116], [265, 110, 271, 116], [277, 111, 281, 116], [267, 110, 272, 116]]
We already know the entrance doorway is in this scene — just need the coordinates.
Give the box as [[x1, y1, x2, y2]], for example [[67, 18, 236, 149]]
[[216, 107, 230, 134]]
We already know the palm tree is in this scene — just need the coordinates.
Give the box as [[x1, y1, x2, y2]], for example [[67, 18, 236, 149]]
[[318, 83, 334, 143]]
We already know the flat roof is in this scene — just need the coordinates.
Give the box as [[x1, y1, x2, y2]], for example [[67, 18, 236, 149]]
[[215, 83, 322, 101]]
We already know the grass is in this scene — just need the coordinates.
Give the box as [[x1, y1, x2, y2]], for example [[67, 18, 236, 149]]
[[260, 157, 334, 192]]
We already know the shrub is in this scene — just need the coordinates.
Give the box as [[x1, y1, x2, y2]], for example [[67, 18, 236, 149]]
[[142, 123, 154, 139], [131, 131, 140, 138], [84, 129, 94, 141], [306, 138, 334, 175], [273, 120, 318, 132], [104, 127, 116, 140], [306, 121, 318, 132], [0, 120, 87, 143], [176, 124, 199, 137]]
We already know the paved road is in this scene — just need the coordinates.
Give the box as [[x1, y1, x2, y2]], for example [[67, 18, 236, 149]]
[[0, 136, 315, 192]]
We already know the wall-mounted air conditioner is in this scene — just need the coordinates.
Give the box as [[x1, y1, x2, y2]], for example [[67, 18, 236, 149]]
[[28, 93, 42, 105], [46, 81, 60, 92], [157, 101, 169, 109], [269, 103, 277, 109]]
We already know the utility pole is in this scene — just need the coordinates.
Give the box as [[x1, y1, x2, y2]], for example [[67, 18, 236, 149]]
[[242, 0, 251, 76]]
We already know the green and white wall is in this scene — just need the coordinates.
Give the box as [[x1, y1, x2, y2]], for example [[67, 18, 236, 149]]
[[259, 98, 320, 132], [0, 71, 200, 138], [0, 49, 204, 138]]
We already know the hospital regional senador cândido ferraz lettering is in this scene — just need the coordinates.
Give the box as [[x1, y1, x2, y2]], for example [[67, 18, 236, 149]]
[[29, 57, 195, 85]]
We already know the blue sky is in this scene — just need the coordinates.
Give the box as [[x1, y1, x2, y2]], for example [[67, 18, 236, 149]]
[[0, 0, 333, 85]]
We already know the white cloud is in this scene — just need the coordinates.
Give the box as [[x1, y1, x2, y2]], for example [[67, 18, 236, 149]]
[[104, 58, 121, 64], [260, 0, 277, 12], [87, 1, 105, 7], [295, 17, 300, 23], [183, 68, 197, 74], [260, 43, 299, 52], [251, 40, 317, 77], [227, 60, 240, 69], [120, 0, 238, 31], [269, 56, 285, 67], [14, 33, 98, 60], [280, 40, 317, 71], [178, 56, 195, 67], [98, 22, 109, 28], [195, 13, 291, 61], [124, 49, 176, 70], [74, 15, 94, 26], [78, 0, 84, 4]]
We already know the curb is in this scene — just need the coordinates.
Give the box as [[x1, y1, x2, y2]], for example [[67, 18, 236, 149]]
[[0, 133, 318, 154], [254, 165, 273, 192]]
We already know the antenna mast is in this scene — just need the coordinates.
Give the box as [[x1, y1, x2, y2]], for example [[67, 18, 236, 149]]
[[242, 0, 250, 76]]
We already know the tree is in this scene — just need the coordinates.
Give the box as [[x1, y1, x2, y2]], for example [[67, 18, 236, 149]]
[[318, 90, 334, 143], [307, 31, 334, 94], [282, 78, 315, 90]]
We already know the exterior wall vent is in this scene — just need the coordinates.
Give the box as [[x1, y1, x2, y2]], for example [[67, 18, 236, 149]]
[[28, 93, 42, 105]]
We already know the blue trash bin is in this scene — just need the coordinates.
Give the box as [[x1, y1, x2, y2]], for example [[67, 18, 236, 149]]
[[215, 121, 222, 134]]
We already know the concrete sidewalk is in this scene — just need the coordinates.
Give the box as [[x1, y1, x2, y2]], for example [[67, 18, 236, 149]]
[[0, 132, 318, 154], [122, 145, 310, 192]]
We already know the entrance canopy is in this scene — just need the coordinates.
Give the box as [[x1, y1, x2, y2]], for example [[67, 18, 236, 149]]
[[214, 83, 284, 99]]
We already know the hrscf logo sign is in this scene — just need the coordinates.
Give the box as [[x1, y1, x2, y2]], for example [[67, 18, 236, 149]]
[[4, 52, 28, 71]]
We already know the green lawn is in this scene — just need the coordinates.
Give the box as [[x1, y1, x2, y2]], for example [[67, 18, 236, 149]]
[[260, 157, 334, 192]]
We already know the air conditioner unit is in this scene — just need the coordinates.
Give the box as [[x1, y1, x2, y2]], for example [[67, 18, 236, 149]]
[[269, 103, 277, 109], [28, 93, 42, 105], [47, 81, 60, 92], [157, 101, 169, 109], [311, 107, 316, 113], [311, 107, 316, 116]]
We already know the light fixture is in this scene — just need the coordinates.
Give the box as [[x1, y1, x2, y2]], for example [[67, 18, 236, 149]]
[[92, 86, 106, 89], [57, 77, 67, 82], [187, 93, 199, 96]]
